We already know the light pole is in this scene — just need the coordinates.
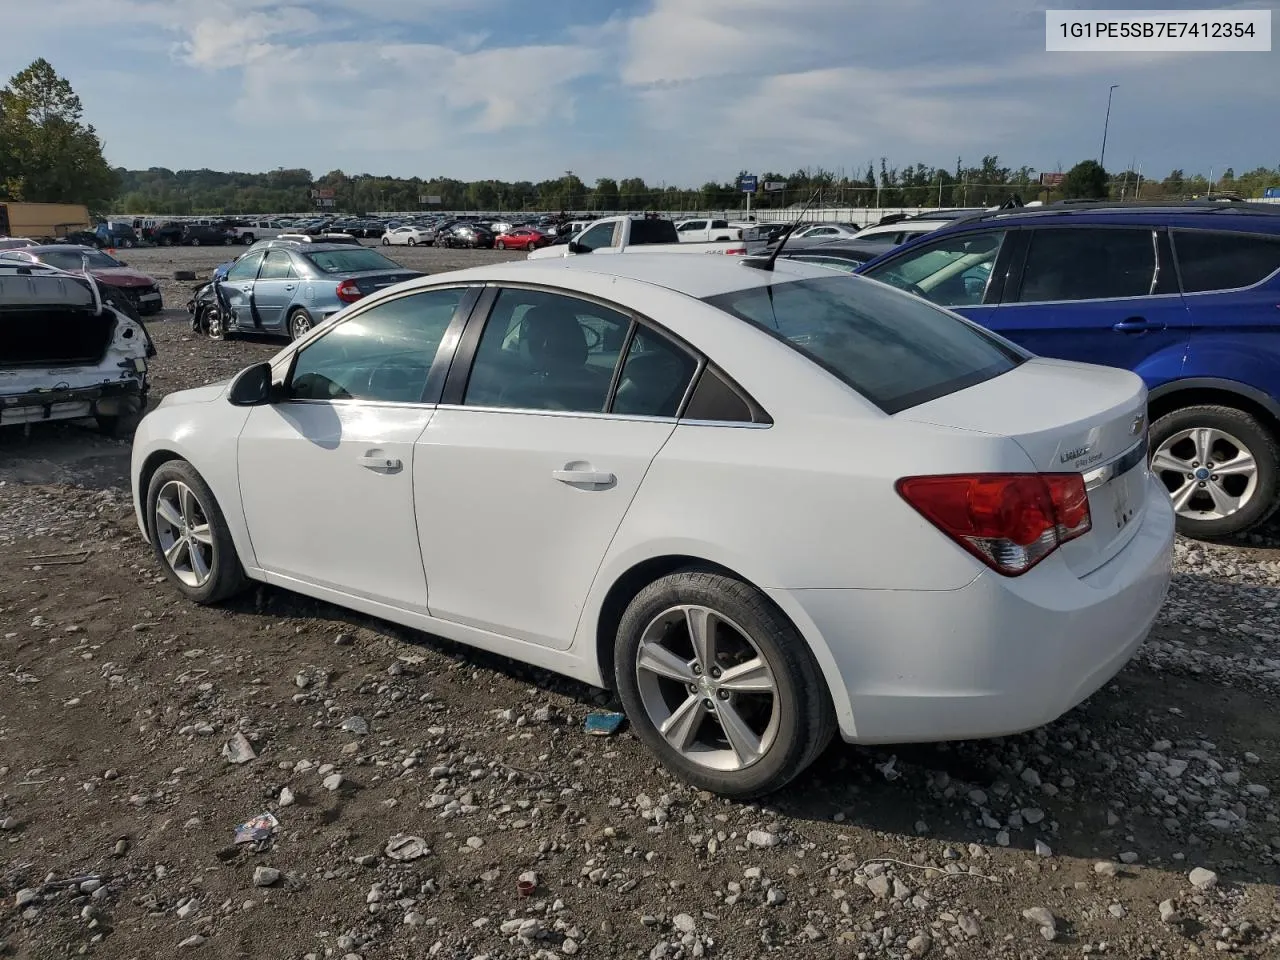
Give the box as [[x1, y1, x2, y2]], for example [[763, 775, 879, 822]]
[[1099, 84, 1119, 168]]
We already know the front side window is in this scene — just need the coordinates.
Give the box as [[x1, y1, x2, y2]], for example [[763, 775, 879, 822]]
[[576, 222, 616, 251], [288, 288, 464, 403], [862, 230, 1005, 307], [225, 252, 265, 282], [463, 289, 631, 413], [1016, 227, 1155, 302], [704, 276, 1026, 414], [1174, 229, 1280, 292], [679, 221, 706, 232]]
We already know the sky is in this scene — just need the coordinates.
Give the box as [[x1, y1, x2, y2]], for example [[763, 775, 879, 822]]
[[4, 0, 1276, 185]]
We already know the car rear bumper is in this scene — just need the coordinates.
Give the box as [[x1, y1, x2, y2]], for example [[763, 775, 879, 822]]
[[775, 474, 1175, 743], [0, 378, 146, 426]]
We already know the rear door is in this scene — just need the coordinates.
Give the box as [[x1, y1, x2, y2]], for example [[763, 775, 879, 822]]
[[412, 286, 698, 649], [987, 225, 1191, 375]]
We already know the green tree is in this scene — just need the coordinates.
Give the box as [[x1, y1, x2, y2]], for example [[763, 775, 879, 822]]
[[594, 177, 619, 211], [0, 58, 117, 210], [1062, 159, 1109, 199]]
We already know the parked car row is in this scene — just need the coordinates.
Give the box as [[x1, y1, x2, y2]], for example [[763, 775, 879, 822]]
[[0, 245, 164, 315]]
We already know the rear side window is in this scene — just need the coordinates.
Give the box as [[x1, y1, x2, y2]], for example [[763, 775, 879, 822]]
[[629, 219, 679, 245], [683, 366, 758, 423], [704, 276, 1026, 415], [1173, 230, 1280, 292], [1016, 228, 1155, 302]]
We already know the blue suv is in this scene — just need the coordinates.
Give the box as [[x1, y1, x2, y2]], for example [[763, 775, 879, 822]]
[[854, 201, 1280, 540]]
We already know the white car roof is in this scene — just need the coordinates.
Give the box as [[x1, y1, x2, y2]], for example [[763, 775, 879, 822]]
[[418, 252, 839, 300]]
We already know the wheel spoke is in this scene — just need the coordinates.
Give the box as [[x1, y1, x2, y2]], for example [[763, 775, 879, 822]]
[[714, 699, 763, 767], [189, 542, 210, 582], [179, 485, 199, 526], [717, 657, 774, 694], [163, 538, 188, 568], [156, 497, 183, 529], [1214, 451, 1256, 478], [1150, 450, 1188, 475], [188, 523, 214, 546], [684, 606, 715, 669], [636, 643, 696, 684], [1192, 427, 1215, 465], [659, 694, 704, 752], [1170, 480, 1199, 512], [1206, 480, 1242, 517]]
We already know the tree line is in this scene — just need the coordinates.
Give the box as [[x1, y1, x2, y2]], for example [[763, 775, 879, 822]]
[[2, 60, 1276, 219]]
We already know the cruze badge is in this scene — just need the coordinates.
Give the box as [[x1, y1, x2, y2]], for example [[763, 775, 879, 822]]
[[1060, 445, 1091, 464]]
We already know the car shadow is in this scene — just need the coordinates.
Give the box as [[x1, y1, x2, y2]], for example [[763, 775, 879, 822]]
[[220, 573, 1280, 889]]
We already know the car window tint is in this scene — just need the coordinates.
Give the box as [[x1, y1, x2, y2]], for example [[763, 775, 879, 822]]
[[288, 289, 464, 403], [703, 276, 1026, 415], [1017, 228, 1155, 302], [575, 222, 614, 250], [225, 252, 265, 282], [1174, 230, 1280, 292], [258, 251, 294, 280], [611, 326, 698, 418], [862, 230, 1004, 307], [683, 366, 756, 423], [463, 289, 630, 413]]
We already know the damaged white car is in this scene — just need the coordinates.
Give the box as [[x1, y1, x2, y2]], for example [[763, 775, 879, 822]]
[[0, 259, 154, 435]]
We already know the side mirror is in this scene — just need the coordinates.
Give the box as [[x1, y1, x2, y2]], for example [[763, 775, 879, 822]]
[[227, 361, 275, 406]]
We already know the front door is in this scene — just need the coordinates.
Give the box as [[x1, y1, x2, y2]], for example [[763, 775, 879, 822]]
[[237, 286, 472, 609], [985, 226, 1191, 373], [413, 287, 699, 649], [250, 250, 298, 331], [221, 251, 265, 331]]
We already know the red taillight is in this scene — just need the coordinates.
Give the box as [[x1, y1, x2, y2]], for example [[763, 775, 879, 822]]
[[896, 473, 1092, 576], [335, 280, 363, 303]]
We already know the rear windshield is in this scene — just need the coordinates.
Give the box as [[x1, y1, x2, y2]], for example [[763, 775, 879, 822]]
[[703, 275, 1027, 414], [304, 249, 401, 274], [38, 249, 123, 270]]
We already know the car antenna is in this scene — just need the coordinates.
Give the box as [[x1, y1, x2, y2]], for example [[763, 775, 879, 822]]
[[742, 189, 821, 271]]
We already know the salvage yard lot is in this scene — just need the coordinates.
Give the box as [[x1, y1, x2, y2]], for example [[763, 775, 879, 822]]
[[2, 249, 1280, 958]]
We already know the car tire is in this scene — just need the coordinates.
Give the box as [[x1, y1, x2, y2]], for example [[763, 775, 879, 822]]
[[496, 240, 506, 250], [614, 569, 836, 798], [242, 234, 255, 245], [204, 305, 227, 341], [408, 238, 417, 246], [381, 238, 390, 246], [223, 236, 234, 245], [1149, 403, 1280, 540], [95, 410, 141, 438], [288, 307, 313, 342], [526, 241, 537, 252], [190, 238, 201, 247], [145, 460, 247, 605]]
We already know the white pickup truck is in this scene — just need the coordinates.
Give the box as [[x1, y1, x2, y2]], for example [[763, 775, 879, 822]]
[[673, 218, 761, 242], [527, 216, 766, 259]]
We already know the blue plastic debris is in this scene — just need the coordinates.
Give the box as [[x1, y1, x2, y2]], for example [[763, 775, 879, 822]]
[[584, 711, 626, 736]]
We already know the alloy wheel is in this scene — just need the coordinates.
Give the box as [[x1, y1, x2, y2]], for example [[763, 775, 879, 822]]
[[290, 312, 312, 339], [634, 604, 779, 772], [1151, 426, 1259, 521], [154, 480, 215, 588]]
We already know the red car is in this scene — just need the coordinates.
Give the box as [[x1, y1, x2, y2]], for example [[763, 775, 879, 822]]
[[494, 227, 550, 252], [0, 244, 164, 315]]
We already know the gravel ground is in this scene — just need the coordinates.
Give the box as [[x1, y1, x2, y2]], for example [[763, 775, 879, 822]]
[[1, 246, 1279, 959]]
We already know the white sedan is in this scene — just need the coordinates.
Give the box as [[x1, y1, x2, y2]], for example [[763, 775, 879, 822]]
[[381, 225, 432, 246], [130, 255, 1175, 797]]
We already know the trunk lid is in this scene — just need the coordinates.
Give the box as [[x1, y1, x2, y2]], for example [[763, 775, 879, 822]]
[[348, 270, 423, 296], [899, 357, 1151, 577]]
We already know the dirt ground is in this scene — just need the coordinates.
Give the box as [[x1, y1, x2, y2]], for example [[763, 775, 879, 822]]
[[1, 244, 1279, 959]]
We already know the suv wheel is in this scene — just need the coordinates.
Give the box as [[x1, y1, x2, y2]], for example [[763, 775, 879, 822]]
[[1149, 404, 1280, 539], [614, 570, 835, 798]]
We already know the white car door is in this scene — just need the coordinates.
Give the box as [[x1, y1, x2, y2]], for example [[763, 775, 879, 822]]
[[413, 287, 700, 649], [237, 286, 476, 609]]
